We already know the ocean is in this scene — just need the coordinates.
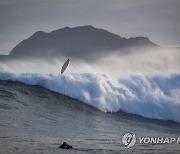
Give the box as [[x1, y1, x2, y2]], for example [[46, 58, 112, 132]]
[[0, 72, 180, 153]]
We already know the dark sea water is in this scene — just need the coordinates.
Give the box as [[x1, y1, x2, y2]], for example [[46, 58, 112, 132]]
[[0, 80, 180, 154]]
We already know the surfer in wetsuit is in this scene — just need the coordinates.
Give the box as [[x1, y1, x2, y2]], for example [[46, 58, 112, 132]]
[[59, 142, 72, 149]]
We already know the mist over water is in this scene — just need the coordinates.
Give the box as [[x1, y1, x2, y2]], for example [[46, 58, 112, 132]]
[[0, 46, 179, 76], [0, 46, 180, 122]]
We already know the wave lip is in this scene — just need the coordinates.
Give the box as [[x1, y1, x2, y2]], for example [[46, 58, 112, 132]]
[[0, 71, 180, 123]]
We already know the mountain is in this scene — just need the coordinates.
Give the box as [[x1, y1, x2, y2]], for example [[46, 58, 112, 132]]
[[3, 25, 157, 60], [0, 55, 8, 61]]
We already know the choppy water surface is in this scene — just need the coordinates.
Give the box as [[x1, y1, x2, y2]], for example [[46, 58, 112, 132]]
[[0, 80, 180, 153]]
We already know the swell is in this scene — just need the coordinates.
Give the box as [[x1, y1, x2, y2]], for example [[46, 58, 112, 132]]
[[0, 71, 180, 123]]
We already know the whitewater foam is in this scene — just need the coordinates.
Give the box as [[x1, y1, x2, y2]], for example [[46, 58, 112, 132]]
[[0, 71, 180, 123]]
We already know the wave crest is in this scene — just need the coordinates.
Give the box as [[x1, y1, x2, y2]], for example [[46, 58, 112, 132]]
[[0, 71, 180, 123]]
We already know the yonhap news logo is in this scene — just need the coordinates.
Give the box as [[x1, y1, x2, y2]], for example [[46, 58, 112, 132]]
[[122, 132, 136, 148], [122, 132, 180, 148]]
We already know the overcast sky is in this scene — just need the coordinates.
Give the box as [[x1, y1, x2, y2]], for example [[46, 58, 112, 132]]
[[0, 0, 180, 55]]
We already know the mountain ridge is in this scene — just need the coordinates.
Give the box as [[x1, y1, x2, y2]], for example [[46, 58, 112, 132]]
[[2, 25, 157, 60]]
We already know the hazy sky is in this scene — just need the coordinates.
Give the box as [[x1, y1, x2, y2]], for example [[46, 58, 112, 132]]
[[0, 0, 180, 55]]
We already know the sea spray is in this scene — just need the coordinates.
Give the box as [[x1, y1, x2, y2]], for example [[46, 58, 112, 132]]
[[0, 71, 180, 123]]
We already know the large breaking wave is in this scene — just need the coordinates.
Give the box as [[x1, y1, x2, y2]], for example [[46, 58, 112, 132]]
[[0, 71, 180, 123]]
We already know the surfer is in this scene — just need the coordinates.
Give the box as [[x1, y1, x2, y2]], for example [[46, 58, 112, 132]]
[[59, 142, 72, 149], [59, 60, 72, 150]]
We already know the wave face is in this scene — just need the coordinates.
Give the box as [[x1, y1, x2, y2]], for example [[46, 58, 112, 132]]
[[0, 71, 180, 123]]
